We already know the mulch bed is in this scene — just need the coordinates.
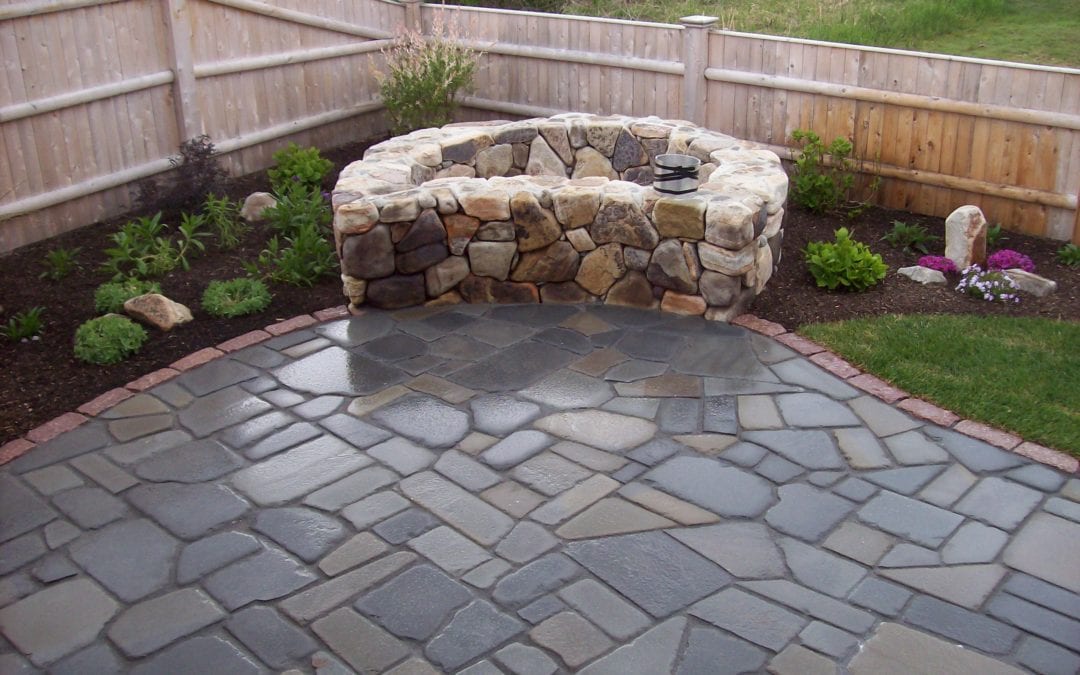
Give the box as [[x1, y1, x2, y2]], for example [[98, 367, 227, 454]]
[[2, 141, 1077, 445]]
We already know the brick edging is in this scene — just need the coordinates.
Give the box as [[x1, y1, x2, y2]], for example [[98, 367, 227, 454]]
[[731, 314, 1079, 475], [2, 307, 1075, 477]]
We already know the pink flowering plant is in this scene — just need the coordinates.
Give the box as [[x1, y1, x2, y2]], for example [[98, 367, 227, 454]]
[[956, 265, 1020, 304], [987, 249, 1035, 273], [917, 255, 958, 275]]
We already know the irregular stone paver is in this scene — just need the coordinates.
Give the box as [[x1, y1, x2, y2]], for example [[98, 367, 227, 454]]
[[2, 304, 1076, 674]]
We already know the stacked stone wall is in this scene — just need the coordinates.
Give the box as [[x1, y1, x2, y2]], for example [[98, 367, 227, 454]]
[[332, 114, 788, 320]]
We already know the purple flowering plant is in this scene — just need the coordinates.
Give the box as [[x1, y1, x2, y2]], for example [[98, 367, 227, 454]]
[[987, 249, 1035, 273], [955, 265, 1021, 304], [917, 255, 958, 275]]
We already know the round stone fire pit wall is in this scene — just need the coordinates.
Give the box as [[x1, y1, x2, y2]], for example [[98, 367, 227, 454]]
[[332, 113, 788, 320]]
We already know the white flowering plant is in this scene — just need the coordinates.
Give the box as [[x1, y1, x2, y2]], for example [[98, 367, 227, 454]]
[[955, 265, 1020, 304]]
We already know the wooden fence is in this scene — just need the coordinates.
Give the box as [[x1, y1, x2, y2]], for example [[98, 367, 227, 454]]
[[2, 0, 1079, 252]]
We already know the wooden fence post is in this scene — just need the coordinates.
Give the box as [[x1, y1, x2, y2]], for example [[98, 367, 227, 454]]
[[163, 0, 202, 141], [680, 15, 717, 126], [401, 0, 422, 34]]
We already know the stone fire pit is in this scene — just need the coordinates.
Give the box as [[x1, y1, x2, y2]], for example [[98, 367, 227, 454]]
[[332, 114, 787, 320]]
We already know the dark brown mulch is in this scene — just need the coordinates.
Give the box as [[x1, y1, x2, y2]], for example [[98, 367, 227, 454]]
[[2, 146, 1077, 445]]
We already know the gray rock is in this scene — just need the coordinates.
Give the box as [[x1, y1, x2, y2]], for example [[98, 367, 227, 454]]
[[0, 475, 57, 544], [370, 395, 470, 447], [312, 607, 408, 673], [0, 578, 118, 666], [858, 491, 963, 547], [9, 425, 110, 473], [232, 436, 370, 506], [1002, 573, 1080, 620], [204, 548, 317, 610], [426, 600, 524, 671], [367, 437, 436, 475], [691, 587, 805, 651], [108, 588, 226, 657], [177, 385, 272, 437], [275, 347, 405, 396], [0, 533, 46, 576], [69, 519, 177, 602], [493, 553, 583, 607], [904, 595, 1019, 654], [765, 484, 855, 542], [134, 439, 243, 482], [253, 507, 346, 562], [303, 466, 399, 512], [922, 426, 1024, 472], [177, 531, 262, 584], [741, 579, 875, 633], [987, 593, 1079, 649], [862, 466, 946, 495], [129, 636, 264, 675], [897, 265, 947, 285], [470, 394, 542, 435], [372, 508, 439, 544], [356, 564, 473, 640], [496, 521, 559, 564], [557, 578, 650, 640], [128, 482, 250, 540], [642, 456, 774, 517], [482, 431, 555, 470], [848, 577, 913, 617], [1003, 513, 1080, 593], [954, 477, 1042, 530], [669, 522, 785, 579], [225, 605, 318, 669], [1016, 636, 1080, 675], [779, 538, 866, 597], [743, 429, 845, 469], [675, 625, 767, 675]]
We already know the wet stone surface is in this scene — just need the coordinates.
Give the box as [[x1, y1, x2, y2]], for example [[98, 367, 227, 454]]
[[0, 304, 1077, 674]]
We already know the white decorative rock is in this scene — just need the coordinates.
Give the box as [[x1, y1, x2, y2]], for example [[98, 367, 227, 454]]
[[240, 192, 276, 222], [898, 266, 947, 286], [945, 205, 987, 269], [1004, 269, 1057, 297]]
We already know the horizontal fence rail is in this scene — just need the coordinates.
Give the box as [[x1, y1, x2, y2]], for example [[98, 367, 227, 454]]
[[1, 0, 1079, 252]]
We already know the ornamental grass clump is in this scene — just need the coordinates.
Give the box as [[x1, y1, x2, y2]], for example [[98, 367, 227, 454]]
[[917, 255, 958, 275], [987, 249, 1035, 273], [202, 278, 271, 318], [956, 265, 1020, 304]]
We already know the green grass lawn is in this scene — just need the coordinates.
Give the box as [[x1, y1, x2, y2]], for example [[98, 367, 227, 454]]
[[546, 0, 1080, 67], [798, 314, 1080, 455]]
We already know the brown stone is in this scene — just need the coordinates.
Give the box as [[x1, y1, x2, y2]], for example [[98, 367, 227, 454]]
[[444, 214, 480, 255], [565, 228, 597, 253], [526, 136, 568, 177], [653, 198, 706, 240], [629, 121, 673, 139], [641, 138, 668, 164], [425, 290, 464, 307], [553, 186, 601, 229], [538, 123, 575, 164], [475, 144, 514, 178], [389, 221, 410, 244], [441, 133, 494, 164], [572, 147, 617, 180], [341, 225, 395, 279], [590, 194, 659, 249], [540, 282, 596, 304], [661, 291, 706, 316], [378, 195, 421, 223], [367, 275, 426, 309], [468, 241, 518, 281], [334, 201, 379, 235], [576, 243, 625, 296], [511, 241, 580, 282], [425, 256, 471, 297], [512, 192, 562, 252], [430, 188, 458, 215], [698, 271, 740, 307], [705, 197, 756, 249], [476, 221, 516, 242], [459, 188, 511, 221], [945, 205, 987, 269], [585, 120, 623, 156], [605, 271, 657, 309], [697, 241, 756, 275], [646, 240, 698, 294], [493, 124, 538, 145], [752, 236, 774, 293], [623, 247, 651, 271], [396, 209, 446, 252], [622, 165, 654, 186], [459, 275, 539, 304], [612, 130, 648, 171], [123, 294, 193, 332], [342, 274, 367, 305], [569, 119, 589, 148]]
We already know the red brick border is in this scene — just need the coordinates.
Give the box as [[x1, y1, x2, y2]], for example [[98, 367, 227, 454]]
[[77, 388, 135, 417], [170, 347, 224, 372], [25, 412, 87, 444], [265, 314, 317, 336], [217, 330, 272, 353]]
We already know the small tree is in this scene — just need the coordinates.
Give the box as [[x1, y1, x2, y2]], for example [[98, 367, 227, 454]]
[[377, 20, 481, 135]]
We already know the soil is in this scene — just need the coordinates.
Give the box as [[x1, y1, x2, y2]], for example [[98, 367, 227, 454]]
[[2, 143, 1078, 445]]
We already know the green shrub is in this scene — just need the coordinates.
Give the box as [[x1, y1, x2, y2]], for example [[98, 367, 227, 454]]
[[268, 144, 333, 195], [378, 24, 480, 135], [245, 221, 337, 287], [986, 223, 1007, 249], [2, 307, 44, 342], [804, 227, 888, 291], [74, 315, 148, 365], [202, 193, 248, 250], [265, 186, 332, 237], [882, 220, 938, 254], [790, 129, 857, 214], [40, 247, 81, 281], [1057, 243, 1080, 267], [202, 278, 272, 317], [100, 212, 208, 279], [94, 279, 162, 314]]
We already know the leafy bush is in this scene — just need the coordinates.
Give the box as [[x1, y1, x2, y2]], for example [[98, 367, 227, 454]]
[[94, 279, 162, 314], [2, 307, 44, 342], [202, 278, 272, 318], [378, 23, 480, 135], [882, 220, 938, 254], [40, 247, 81, 281], [100, 212, 209, 279], [265, 187, 332, 237], [202, 194, 248, 250], [789, 129, 857, 214], [804, 227, 887, 291], [987, 249, 1035, 273], [74, 315, 148, 365], [245, 221, 337, 287], [917, 255, 959, 275], [268, 144, 333, 195], [1057, 243, 1080, 268], [986, 223, 1006, 249], [137, 136, 227, 211], [956, 265, 1020, 304]]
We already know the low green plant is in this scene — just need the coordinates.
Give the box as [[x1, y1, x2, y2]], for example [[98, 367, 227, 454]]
[[264, 186, 332, 237], [40, 247, 81, 281], [202, 278, 272, 318], [789, 130, 857, 214], [377, 22, 481, 135], [74, 315, 148, 365], [956, 264, 1021, 303], [987, 223, 1007, 249], [1057, 243, 1080, 267], [202, 194, 248, 250], [245, 221, 337, 287], [100, 212, 209, 279], [268, 144, 333, 195], [804, 227, 888, 291], [94, 279, 162, 314], [1, 307, 44, 342], [882, 220, 938, 254]]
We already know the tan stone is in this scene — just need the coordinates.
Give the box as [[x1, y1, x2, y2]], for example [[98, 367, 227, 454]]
[[568, 119, 589, 148], [590, 193, 659, 249], [334, 201, 380, 235], [425, 255, 470, 297], [511, 191, 562, 252], [459, 276, 539, 304], [1004, 269, 1057, 296], [512, 143, 530, 169], [441, 132, 494, 164], [540, 282, 596, 304], [660, 291, 707, 316], [698, 271, 740, 307], [377, 194, 421, 223], [409, 142, 442, 167], [629, 121, 673, 139], [585, 120, 624, 156], [705, 197, 756, 248], [576, 243, 626, 296], [646, 240, 698, 294], [753, 235, 774, 293], [510, 241, 580, 283], [538, 123, 575, 164], [425, 290, 463, 307], [698, 241, 756, 275], [442, 164, 476, 179], [945, 205, 988, 269], [429, 187, 458, 215], [572, 147, 618, 180], [240, 192, 276, 222], [652, 197, 706, 240], [565, 228, 597, 253], [476, 221, 516, 242], [459, 188, 511, 221], [605, 271, 657, 309], [342, 274, 367, 306], [553, 186, 602, 228], [475, 144, 514, 178], [443, 214, 481, 255], [526, 136, 568, 177], [468, 241, 518, 281], [124, 294, 193, 332]]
